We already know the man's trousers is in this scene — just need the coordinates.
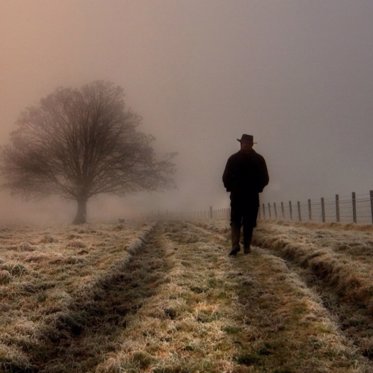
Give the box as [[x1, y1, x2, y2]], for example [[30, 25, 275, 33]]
[[230, 193, 259, 249]]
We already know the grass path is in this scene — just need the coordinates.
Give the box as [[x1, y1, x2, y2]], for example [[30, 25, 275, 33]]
[[194, 220, 372, 371], [0, 223, 151, 372], [94, 221, 369, 372], [252, 223, 373, 361], [1, 221, 371, 372], [26, 225, 170, 373]]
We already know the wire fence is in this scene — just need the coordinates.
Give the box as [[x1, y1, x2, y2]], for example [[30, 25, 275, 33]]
[[259, 191, 373, 225], [184, 190, 373, 225]]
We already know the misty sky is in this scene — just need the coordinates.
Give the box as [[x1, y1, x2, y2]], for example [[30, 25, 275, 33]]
[[1, 0, 373, 220]]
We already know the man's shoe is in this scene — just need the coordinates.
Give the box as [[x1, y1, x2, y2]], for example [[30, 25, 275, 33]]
[[229, 247, 240, 256], [243, 246, 251, 255]]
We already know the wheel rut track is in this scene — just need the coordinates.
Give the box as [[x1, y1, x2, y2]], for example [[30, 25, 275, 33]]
[[3, 221, 371, 372], [189, 221, 373, 365], [23, 225, 171, 373]]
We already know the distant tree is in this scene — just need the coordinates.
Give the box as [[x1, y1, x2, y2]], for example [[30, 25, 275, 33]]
[[0, 81, 175, 224]]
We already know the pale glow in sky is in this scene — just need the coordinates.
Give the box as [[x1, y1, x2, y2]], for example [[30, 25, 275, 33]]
[[1, 0, 373, 222]]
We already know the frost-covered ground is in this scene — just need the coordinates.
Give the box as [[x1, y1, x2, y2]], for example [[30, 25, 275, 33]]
[[0, 219, 372, 372], [199, 219, 373, 365], [0, 221, 148, 371]]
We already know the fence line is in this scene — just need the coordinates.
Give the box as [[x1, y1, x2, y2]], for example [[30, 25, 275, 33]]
[[182, 190, 373, 225], [259, 191, 373, 224]]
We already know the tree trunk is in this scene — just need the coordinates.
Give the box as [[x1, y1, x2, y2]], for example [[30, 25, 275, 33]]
[[73, 197, 88, 224]]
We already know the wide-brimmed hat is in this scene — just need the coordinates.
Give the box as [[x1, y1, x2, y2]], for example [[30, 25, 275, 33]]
[[237, 134, 256, 144]]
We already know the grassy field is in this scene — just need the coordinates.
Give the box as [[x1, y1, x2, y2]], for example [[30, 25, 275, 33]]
[[0, 219, 372, 372]]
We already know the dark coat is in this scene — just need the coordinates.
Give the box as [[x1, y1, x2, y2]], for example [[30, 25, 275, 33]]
[[223, 149, 269, 196]]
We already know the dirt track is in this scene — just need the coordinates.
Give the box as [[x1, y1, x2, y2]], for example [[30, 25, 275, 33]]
[[0, 220, 372, 372]]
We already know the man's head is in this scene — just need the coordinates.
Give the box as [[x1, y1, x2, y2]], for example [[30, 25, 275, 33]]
[[237, 134, 255, 151]]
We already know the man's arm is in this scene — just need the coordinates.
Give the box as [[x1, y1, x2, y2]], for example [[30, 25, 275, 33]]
[[258, 156, 269, 192], [222, 157, 233, 192]]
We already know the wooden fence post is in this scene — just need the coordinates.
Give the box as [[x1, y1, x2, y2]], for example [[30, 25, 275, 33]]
[[370, 190, 373, 224], [274, 202, 278, 219], [335, 194, 340, 222], [297, 201, 302, 221], [289, 201, 293, 220], [262, 203, 266, 220], [321, 197, 325, 223], [308, 199, 312, 221], [268, 203, 272, 219], [281, 202, 285, 219], [209, 206, 213, 219], [352, 192, 357, 223]]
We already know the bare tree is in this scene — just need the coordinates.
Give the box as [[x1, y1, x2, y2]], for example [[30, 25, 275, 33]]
[[0, 81, 175, 223]]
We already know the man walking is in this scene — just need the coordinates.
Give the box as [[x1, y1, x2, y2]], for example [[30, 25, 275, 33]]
[[223, 134, 269, 255]]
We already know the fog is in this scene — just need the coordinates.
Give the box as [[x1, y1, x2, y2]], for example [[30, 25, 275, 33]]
[[1, 0, 373, 223]]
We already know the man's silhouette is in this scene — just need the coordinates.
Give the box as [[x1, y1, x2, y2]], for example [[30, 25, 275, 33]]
[[223, 134, 269, 255]]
